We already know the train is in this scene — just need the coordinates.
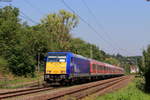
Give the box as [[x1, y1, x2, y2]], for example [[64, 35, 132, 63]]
[[44, 52, 124, 84]]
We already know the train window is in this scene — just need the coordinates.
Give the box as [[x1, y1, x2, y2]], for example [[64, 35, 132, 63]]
[[98, 66, 100, 70], [105, 66, 107, 71], [99, 66, 101, 70], [47, 56, 66, 62], [102, 66, 104, 70], [93, 64, 96, 70], [100, 66, 103, 70], [48, 58, 66, 62], [99, 65, 102, 70], [103, 66, 106, 71], [105, 67, 107, 71], [48, 58, 59, 62], [96, 65, 98, 71], [59, 59, 65, 62], [97, 65, 99, 71]]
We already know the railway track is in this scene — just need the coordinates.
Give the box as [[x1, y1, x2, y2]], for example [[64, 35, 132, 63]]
[[0, 86, 54, 99], [0, 76, 132, 100], [27, 76, 131, 100]]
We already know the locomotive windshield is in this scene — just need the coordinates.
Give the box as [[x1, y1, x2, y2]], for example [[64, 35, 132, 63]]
[[47, 56, 66, 62]]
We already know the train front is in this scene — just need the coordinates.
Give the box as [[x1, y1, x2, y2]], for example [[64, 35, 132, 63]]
[[44, 52, 71, 83]]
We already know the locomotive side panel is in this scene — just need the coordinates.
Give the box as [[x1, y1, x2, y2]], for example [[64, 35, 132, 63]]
[[70, 56, 90, 77]]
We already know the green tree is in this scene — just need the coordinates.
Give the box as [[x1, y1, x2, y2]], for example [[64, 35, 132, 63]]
[[143, 45, 150, 91], [92, 45, 106, 61], [8, 47, 35, 77], [70, 38, 89, 56], [137, 57, 144, 75], [104, 57, 120, 66], [70, 38, 106, 62], [40, 9, 79, 51], [0, 6, 20, 57], [0, 6, 35, 76]]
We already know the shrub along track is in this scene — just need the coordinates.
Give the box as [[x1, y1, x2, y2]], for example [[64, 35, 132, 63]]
[[25, 75, 132, 100], [0, 80, 44, 89]]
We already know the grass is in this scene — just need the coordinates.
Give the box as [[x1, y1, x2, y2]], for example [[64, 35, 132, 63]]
[[0, 72, 44, 89], [95, 77, 150, 100]]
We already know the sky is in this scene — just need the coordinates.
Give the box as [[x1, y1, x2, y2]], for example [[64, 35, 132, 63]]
[[0, 0, 150, 56]]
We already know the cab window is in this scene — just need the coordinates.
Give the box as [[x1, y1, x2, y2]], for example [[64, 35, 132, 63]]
[[47, 56, 66, 62]]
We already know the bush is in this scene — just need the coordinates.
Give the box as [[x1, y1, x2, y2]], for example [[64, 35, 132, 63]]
[[143, 45, 150, 92], [144, 69, 150, 92], [96, 78, 150, 100], [8, 48, 36, 77], [0, 56, 8, 74]]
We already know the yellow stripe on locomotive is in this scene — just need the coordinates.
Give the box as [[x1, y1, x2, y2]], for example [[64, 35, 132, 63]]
[[46, 62, 66, 74], [46, 55, 67, 74]]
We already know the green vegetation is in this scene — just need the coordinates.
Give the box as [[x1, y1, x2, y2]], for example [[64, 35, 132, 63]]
[[137, 45, 150, 91], [0, 72, 43, 89], [0, 56, 8, 75], [106, 54, 137, 74], [0, 6, 35, 77], [104, 57, 120, 66], [96, 78, 150, 100], [143, 45, 150, 91], [0, 6, 134, 77]]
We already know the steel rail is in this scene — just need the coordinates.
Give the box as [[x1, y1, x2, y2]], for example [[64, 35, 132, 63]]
[[50, 76, 127, 100], [0, 87, 54, 99], [27, 76, 129, 100]]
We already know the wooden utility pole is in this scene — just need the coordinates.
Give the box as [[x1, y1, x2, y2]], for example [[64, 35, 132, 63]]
[[90, 45, 93, 59], [37, 52, 40, 72]]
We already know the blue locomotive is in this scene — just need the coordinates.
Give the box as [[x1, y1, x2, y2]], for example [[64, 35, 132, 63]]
[[44, 52, 124, 84]]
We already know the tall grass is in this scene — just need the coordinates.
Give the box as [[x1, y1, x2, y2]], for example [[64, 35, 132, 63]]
[[96, 78, 150, 100], [0, 56, 9, 75], [0, 72, 43, 88]]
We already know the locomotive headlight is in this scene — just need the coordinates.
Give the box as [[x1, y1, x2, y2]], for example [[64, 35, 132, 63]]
[[46, 71, 51, 74], [45, 75, 49, 78], [61, 71, 65, 74]]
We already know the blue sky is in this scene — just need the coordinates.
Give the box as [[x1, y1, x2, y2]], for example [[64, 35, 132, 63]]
[[1, 0, 150, 56]]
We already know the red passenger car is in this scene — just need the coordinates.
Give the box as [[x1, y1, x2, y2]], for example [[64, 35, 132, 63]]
[[90, 60, 124, 76]]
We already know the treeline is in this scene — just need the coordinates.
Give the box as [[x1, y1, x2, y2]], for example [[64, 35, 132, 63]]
[[0, 6, 131, 77], [137, 45, 150, 92]]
